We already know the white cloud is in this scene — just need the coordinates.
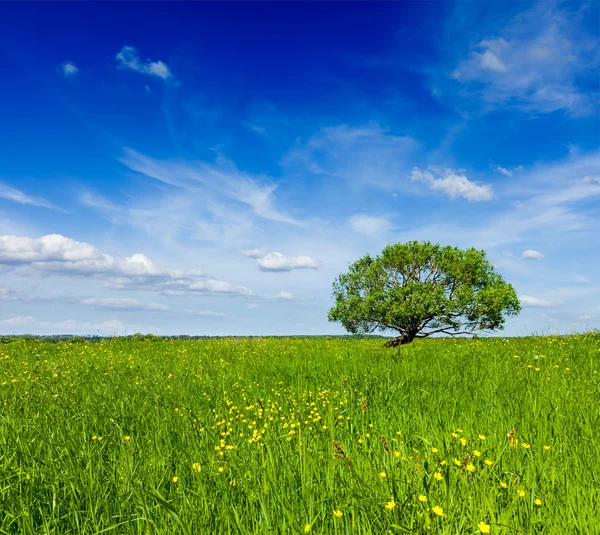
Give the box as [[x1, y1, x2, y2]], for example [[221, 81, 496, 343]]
[[522, 249, 544, 260], [449, 3, 598, 115], [241, 248, 268, 258], [120, 149, 299, 225], [81, 297, 169, 311], [59, 62, 78, 78], [0, 233, 253, 297], [0, 316, 77, 330], [184, 309, 226, 318], [273, 291, 293, 300], [115, 46, 174, 81], [411, 168, 494, 201], [283, 123, 418, 192], [348, 214, 391, 236], [255, 252, 320, 272], [495, 166, 512, 177], [0, 181, 57, 209], [519, 295, 564, 308]]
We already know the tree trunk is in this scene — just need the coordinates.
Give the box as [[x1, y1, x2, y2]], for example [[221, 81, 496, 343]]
[[383, 333, 413, 348]]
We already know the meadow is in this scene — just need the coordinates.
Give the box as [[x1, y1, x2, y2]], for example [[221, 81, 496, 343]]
[[0, 334, 598, 534]]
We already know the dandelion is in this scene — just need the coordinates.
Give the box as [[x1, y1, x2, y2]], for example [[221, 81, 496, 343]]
[[478, 521, 491, 533], [192, 462, 201, 472], [172, 476, 179, 483], [418, 495, 427, 502], [333, 509, 343, 518], [434, 472, 443, 481], [518, 489, 526, 498], [534, 498, 542, 506], [432, 505, 444, 517], [500, 481, 508, 489], [385, 499, 396, 511]]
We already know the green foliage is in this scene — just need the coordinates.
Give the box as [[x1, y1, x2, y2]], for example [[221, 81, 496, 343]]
[[0, 335, 598, 533], [329, 241, 521, 342]]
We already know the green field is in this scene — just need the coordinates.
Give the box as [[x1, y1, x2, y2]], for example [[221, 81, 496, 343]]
[[1, 335, 599, 534]]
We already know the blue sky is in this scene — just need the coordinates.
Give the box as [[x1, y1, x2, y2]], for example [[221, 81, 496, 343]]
[[1, 1, 599, 336]]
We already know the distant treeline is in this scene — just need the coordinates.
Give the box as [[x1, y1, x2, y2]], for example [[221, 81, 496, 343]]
[[0, 333, 389, 344]]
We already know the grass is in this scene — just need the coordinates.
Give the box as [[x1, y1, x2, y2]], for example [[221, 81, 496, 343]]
[[0, 334, 599, 534]]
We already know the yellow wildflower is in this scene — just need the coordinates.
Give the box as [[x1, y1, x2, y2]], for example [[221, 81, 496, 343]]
[[385, 499, 396, 511], [172, 476, 179, 483], [460, 438, 467, 447], [478, 521, 491, 533], [192, 462, 201, 472], [473, 449, 481, 457], [534, 498, 542, 506], [500, 481, 508, 489], [478, 434, 486, 440], [466, 463, 475, 472], [124, 436, 131, 441], [379, 471, 387, 479], [484, 459, 493, 466], [434, 472, 443, 481], [304, 524, 311, 533], [431, 447, 439, 453], [451, 432, 458, 438], [418, 495, 427, 502], [543, 445, 551, 451], [333, 509, 343, 518], [518, 489, 526, 498], [432, 505, 444, 517], [453, 458, 462, 467]]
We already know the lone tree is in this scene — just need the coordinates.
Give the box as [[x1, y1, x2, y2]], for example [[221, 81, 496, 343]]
[[328, 241, 521, 347]]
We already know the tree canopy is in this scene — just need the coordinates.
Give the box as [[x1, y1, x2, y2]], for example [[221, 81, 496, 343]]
[[328, 241, 521, 346]]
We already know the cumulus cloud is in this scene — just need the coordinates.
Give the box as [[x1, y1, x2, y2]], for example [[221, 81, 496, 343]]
[[59, 61, 78, 78], [0, 233, 253, 297], [81, 297, 169, 311], [522, 249, 544, 260], [0, 316, 77, 330], [115, 46, 174, 81], [495, 166, 512, 177], [0, 181, 57, 209], [349, 214, 391, 236], [253, 252, 320, 272], [519, 295, 563, 308], [240, 248, 268, 258], [411, 168, 494, 201]]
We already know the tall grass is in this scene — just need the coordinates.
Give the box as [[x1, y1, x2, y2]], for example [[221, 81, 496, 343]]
[[0, 335, 598, 533]]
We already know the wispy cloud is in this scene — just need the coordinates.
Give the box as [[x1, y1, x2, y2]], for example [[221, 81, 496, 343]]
[[59, 61, 78, 78], [0, 181, 58, 210], [448, 2, 599, 115], [81, 297, 169, 311], [120, 149, 299, 225], [519, 295, 564, 308], [115, 46, 174, 81], [283, 124, 418, 192], [348, 214, 392, 236], [411, 167, 494, 201]]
